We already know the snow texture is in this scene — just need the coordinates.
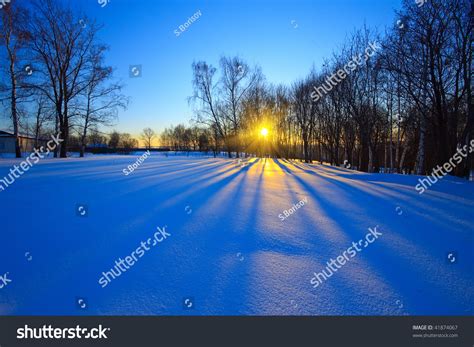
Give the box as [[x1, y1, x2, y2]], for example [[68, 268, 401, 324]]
[[0, 154, 472, 315]]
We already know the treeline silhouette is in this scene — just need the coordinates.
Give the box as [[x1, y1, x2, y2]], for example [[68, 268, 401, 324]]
[[185, 0, 472, 177], [1, 0, 471, 178]]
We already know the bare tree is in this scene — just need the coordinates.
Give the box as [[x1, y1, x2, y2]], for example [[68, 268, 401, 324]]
[[76, 47, 127, 157], [28, 0, 104, 157], [291, 77, 317, 163], [219, 57, 258, 157], [190, 61, 231, 156], [0, 2, 30, 157], [108, 131, 120, 149], [31, 95, 53, 149], [141, 128, 156, 150]]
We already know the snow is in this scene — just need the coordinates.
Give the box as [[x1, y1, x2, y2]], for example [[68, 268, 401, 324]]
[[0, 154, 472, 315]]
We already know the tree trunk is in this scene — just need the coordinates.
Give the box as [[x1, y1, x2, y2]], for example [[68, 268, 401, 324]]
[[60, 116, 68, 158], [368, 144, 374, 173], [415, 117, 426, 175], [399, 144, 409, 173], [303, 135, 310, 163], [9, 54, 21, 158]]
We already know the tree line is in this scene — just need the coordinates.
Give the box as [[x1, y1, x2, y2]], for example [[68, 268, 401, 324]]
[[186, 0, 472, 177], [1, 0, 471, 177]]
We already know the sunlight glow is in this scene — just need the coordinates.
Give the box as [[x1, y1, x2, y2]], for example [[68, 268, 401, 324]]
[[260, 128, 269, 137]]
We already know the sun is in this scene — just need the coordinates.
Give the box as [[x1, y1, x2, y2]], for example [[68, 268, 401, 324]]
[[260, 128, 269, 137]]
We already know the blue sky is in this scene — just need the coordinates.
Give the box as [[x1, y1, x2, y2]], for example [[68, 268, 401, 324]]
[[4, 0, 403, 137]]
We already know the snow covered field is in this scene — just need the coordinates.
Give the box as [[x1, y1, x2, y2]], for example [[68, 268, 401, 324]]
[[0, 154, 472, 315]]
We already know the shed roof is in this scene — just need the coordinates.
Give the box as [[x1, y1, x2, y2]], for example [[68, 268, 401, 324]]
[[0, 130, 48, 141]]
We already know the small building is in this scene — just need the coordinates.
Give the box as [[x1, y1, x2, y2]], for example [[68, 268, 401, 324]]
[[0, 130, 48, 154]]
